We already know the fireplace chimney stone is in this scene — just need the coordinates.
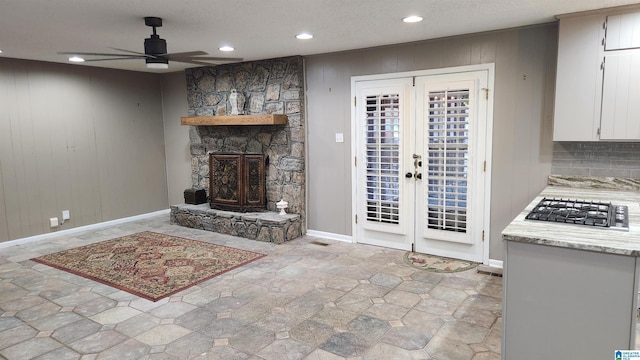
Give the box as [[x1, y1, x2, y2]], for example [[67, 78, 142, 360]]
[[171, 56, 306, 243]]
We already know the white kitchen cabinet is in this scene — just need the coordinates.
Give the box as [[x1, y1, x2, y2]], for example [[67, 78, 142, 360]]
[[606, 11, 640, 50], [601, 51, 640, 139], [553, 8, 640, 141], [553, 14, 605, 141]]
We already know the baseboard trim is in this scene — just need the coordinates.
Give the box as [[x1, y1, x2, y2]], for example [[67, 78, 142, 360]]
[[0, 209, 171, 249], [477, 259, 504, 275], [306, 230, 353, 243]]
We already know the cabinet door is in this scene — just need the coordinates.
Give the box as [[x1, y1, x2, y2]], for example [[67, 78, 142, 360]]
[[553, 14, 605, 141], [605, 11, 640, 51], [600, 51, 640, 140]]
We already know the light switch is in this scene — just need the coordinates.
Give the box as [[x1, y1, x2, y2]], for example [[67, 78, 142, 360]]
[[335, 133, 344, 143]]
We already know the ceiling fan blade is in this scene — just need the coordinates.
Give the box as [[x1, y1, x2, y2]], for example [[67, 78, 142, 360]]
[[108, 47, 151, 57], [82, 57, 147, 62], [165, 51, 208, 58], [170, 59, 225, 66], [58, 51, 145, 58], [186, 56, 244, 62]]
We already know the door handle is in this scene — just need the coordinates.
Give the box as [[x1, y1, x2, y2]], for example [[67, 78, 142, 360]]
[[415, 172, 422, 180], [405, 172, 413, 178]]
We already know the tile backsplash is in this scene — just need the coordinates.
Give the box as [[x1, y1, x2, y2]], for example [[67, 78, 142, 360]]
[[552, 142, 640, 178]]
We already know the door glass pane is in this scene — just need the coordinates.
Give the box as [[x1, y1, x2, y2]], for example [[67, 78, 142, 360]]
[[426, 89, 469, 232], [365, 94, 400, 224]]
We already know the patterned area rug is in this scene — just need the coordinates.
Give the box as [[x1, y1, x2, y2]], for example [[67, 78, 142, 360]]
[[404, 252, 478, 273], [31, 231, 266, 301]]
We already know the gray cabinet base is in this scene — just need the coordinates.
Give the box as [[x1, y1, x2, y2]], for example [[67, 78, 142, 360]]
[[502, 241, 638, 359]]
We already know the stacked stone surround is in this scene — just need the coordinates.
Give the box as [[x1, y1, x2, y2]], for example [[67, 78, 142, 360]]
[[170, 56, 305, 243]]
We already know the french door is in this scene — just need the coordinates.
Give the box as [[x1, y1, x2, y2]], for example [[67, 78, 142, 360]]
[[352, 67, 492, 263]]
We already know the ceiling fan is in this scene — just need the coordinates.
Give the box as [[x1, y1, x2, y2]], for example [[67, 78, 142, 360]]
[[59, 17, 243, 69]]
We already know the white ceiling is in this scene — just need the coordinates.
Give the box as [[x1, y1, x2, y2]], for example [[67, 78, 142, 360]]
[[2, 0, 639, 73]]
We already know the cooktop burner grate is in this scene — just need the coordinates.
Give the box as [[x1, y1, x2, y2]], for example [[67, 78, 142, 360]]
[[525, 197, 629, 231]]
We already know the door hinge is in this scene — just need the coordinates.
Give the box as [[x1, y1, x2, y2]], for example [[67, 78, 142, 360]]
[[354, 96, 357, 106], [354, 156, 357, 166], [597, 127, 601, 136], [483, 160, 486, 172], [355, 214, 358, 224], [412, 77, 416, 87], [482, 230, 485, 242], [411, 243, 415, 252], [481, 88, 489, 100]]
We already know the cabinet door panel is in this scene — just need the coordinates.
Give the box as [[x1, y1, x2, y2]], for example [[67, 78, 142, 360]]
[[601, 52, 640, 140], [553, 14, 605, 141], [606, 11, 640, 51]]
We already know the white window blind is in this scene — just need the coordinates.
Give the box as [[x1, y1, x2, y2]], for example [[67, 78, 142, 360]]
[[365, 94, 401, 224], [426, 89, 469, 233]]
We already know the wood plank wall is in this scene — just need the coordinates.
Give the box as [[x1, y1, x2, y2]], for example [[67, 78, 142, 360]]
[[305, 24, 557, 260], [0, 59, 169, 242]]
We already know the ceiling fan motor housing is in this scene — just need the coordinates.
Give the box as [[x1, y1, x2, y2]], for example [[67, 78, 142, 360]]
[[145, 35, 167, 56], [144, 36, 168, 66]]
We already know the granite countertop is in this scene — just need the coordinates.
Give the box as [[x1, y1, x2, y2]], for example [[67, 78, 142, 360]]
[[502, 176, 640, 256]]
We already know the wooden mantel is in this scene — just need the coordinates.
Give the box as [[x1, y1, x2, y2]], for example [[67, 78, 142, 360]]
[[181, 114, 288, 126]]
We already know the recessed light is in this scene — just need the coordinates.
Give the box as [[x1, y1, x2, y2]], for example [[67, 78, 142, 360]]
[[68, 56, 85, 62], [296, 33, 313, 40], [402, 15, 423, 23], [219, 46, 234, 52]]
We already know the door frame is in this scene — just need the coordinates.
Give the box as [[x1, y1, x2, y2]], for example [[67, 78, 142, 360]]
[[350, 64, 495, 265]]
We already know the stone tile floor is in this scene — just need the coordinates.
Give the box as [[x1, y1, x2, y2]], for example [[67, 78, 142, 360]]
[[0, 215, 502, 359]]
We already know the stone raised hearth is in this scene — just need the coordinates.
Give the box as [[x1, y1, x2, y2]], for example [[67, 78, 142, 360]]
[[170, 204, 302, 244], [171, 56, 306, 243]]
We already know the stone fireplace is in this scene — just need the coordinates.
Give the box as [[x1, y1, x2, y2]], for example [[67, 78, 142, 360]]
[[170, 56, 305, 243]]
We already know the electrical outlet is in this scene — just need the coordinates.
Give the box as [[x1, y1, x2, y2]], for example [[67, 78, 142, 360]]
[[335, 133, 344, 143], [50, 217, 59, 228], [62, 210, 70, 220]]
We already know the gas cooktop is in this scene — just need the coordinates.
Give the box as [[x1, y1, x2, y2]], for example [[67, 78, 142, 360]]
[[525, 197, 629, 231]]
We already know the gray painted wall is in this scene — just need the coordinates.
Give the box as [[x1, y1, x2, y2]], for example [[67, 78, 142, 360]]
[[305, 24, 558, 261], [161, 72, 191, 206], [0, 23, 562, 263], [0, 58, 169, 242]]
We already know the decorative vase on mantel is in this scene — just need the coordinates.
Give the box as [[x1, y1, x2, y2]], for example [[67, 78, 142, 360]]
[[229, 89, 245, 115]]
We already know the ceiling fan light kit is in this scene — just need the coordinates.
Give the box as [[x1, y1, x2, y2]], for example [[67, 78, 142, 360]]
[[146, 60, 169, 69], [60, 16, 242, 70]]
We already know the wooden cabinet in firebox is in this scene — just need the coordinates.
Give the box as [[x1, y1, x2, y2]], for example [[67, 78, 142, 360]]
[[209, 153, 267, 212]]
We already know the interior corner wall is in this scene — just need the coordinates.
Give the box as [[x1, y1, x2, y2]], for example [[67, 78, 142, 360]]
[[161, 72, 191, 206], [305, 23, 558, 261], [0, 58, 169, 242]]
